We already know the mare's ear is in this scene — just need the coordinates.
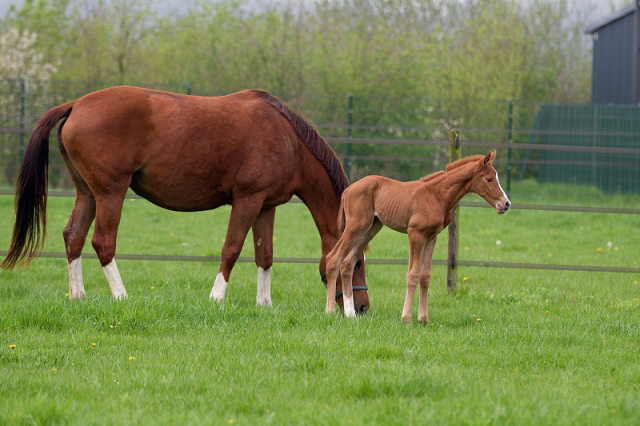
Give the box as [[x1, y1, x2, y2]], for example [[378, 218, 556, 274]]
[[484, 150, 496, 165]]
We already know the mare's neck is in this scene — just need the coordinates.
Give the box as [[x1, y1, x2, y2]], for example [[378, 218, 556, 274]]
[[296, 164, 343, 274], [424, 163, 476, 212]]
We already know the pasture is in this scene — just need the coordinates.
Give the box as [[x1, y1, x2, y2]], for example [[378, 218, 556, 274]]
[[1, 192, 639, 425]]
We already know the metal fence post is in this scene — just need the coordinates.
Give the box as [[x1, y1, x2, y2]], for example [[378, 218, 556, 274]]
[[345, 94, 353, 181], [507, 99, 513, 196], [186, 82, 192, 95], [447, 128, 461, 291], [18, 77, 26, 164]]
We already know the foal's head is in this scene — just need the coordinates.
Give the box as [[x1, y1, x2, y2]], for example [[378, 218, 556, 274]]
[[469, 151, 511, 214]]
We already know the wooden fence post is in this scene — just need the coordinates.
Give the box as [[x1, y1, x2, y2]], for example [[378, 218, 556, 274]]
[[447, 128, 461, 291]]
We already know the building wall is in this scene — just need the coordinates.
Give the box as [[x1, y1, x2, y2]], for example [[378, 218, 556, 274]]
[[591, 12, 637, 104]]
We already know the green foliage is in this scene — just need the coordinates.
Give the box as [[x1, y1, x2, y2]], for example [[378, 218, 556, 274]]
[[0, 0, 593, 102]]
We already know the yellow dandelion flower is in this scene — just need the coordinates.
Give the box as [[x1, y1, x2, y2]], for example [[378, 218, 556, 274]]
[[545, 310, 549, 314], [477, 318, 482, 322], [228, 420, 236, 425], [634, 299, 639, 302], [150, 286, 155, 290], [463, 277, 468, 281], [534, 243, 539, 248], [596, 247, 602, 252], [9, 344, 16, 349], [614, 247, 619, 251], [547, 253, 553, 257], [634, 281, 638, 284], [65, 293, 69, 297], [128, 356, 136, 361], [51, 368, 57, 371], [91, 342, 96, 347], [170, 232, 176, 237]]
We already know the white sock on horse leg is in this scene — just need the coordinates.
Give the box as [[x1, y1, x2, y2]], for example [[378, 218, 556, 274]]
[[68, 256, 85, 299], [343, 293, 356, 318], [210, 272, 228, 302], [102, 259, 128, 299], [256, 267, 272, 306]]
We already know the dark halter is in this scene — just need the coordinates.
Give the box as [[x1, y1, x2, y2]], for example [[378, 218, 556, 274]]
[[320, 270, 368, 300]]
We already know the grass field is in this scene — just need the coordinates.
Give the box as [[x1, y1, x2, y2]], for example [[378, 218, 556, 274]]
[[1, 193, 639, 425]]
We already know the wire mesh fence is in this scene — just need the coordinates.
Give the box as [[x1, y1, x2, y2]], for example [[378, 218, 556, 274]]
[[1, 78, 640, 209]]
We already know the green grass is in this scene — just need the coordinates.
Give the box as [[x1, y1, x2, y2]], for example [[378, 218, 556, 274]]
[[1, 194, 639, 425]]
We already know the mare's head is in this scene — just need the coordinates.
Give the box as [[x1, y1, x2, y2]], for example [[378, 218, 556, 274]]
[[469, 151, 511, 214], [332, 252, 370, 315]]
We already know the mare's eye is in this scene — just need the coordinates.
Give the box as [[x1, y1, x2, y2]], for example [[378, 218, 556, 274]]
[[355, 261, 362, 268], [486, 178, 493, 182]]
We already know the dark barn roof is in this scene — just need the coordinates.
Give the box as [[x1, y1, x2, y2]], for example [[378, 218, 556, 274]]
[[585, 3, 637, 34]]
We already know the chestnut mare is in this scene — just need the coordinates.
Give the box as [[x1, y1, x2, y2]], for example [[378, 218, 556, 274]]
[[325, 151, 510, 321], [1, 86, 369, 312]]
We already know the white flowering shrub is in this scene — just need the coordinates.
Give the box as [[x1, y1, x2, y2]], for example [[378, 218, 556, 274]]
[[0, 28, 57, 81], [0, 28, 58, 187]]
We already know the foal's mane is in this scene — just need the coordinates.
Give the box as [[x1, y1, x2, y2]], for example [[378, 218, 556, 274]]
[[250, 90, 349, 197], [418, 154, 485, 182], [445, 154, 485, 171]]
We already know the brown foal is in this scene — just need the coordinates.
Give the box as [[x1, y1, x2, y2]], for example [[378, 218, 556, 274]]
[[325, 150, 510, 322]]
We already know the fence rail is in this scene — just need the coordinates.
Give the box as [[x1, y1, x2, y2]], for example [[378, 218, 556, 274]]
[[1, 80, 639, 284]]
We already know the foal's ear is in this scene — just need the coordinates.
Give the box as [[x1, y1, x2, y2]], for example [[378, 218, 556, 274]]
[[484, 150, 496, 165]]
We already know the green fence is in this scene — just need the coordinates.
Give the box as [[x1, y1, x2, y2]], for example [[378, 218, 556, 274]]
[[1, 78, 640, 208]]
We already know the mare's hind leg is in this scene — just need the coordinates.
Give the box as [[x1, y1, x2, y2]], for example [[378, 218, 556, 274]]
[[252, 207, 276, 307], [417, 236, 437, 324], [61, 155, 96, 299], [210, 195, 265, 303], [91, 188, 130, 299]]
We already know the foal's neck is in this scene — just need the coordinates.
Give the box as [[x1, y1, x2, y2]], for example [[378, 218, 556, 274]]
[[422, 163, 476, 212]]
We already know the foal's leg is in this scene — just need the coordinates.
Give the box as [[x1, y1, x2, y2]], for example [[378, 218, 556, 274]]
[[417, 237, 437, 324], [340, 219, 383, 317], [92, 190, 129, 299], [210, 195, 265, 303], [61, 156, 96, 299], [252, 207, 275, 307], [402, 230, 427, 323]]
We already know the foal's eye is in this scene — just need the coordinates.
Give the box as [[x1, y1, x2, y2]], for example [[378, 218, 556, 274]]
[[355, 261, 363, 268], [486, 178, 493, 183]]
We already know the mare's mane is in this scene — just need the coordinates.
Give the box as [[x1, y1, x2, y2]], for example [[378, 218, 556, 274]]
[[250, 90, 349, 197]]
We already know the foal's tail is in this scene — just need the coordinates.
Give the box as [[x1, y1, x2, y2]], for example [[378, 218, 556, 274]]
[[337, 191, 348, 236], [1, 102, 73, 270]]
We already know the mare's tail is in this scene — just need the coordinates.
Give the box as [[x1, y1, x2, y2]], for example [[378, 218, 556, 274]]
[[1, 102, 73, 269]]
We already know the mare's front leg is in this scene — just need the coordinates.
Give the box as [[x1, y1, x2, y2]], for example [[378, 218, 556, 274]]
[[252, 207, 276, 307], [210, 195, 265, 303], [417, 236, 437, 324], [402, 229, 427, 323], [324, 239, 344, 314]]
